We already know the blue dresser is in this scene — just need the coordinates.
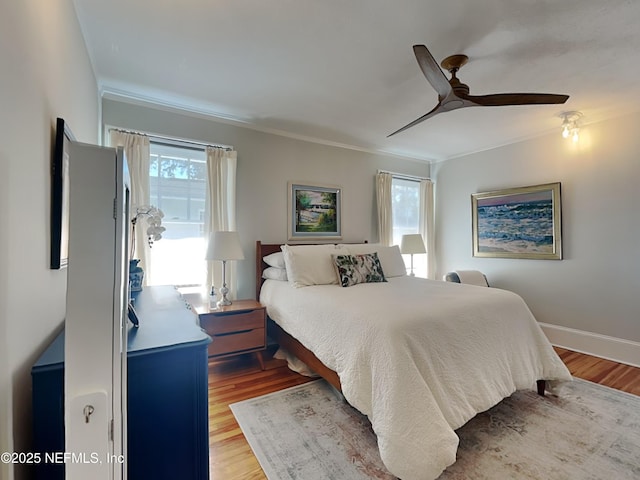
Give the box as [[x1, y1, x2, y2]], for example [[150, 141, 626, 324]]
[[32, 286, 212, 480]]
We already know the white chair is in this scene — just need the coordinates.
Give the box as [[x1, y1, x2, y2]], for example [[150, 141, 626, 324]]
[[444, 270, 489, 287]]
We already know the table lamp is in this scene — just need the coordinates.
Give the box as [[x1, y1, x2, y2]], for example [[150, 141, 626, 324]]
[[400, 233, 426, 277], [206, 231, 244, 306]]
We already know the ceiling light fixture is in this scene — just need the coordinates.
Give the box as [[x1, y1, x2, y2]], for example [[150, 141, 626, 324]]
[[560, 111, 583, 143]]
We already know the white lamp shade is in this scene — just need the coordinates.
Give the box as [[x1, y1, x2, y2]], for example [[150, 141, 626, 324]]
[[206, 231, 245, 261], [400, 234, 426, 255]]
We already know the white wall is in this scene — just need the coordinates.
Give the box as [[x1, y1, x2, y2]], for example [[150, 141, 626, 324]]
[[0, 2, 98, 478], [102, 99, 430, 299], [434, 112, 640, 362]]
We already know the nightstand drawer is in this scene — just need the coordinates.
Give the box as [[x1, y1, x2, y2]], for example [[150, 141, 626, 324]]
[[209, 327, 265, 356], [204, 309, 264, 335]]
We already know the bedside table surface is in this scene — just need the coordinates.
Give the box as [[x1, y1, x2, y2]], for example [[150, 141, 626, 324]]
[[212, 299, 264, 314], [185, 295, 263, 316]]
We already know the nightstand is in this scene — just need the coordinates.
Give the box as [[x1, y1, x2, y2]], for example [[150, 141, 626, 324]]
[[193, 299, 267, 369]]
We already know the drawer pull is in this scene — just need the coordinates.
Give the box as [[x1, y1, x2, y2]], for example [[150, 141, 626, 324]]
[[214, 329, 253, 337], [219, 309, 253, 316]]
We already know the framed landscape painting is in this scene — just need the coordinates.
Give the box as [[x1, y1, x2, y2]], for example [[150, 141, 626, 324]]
[[471, 182, 562, 260], [288, 182, 341, 240]]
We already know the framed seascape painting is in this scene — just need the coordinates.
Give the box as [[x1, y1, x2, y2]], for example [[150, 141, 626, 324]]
[[471, 182, 562, 260], [288, 182, 341, 240], [50, 117, 75, 269]]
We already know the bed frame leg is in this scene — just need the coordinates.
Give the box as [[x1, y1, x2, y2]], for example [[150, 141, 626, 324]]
[[536, 380, 546, 396]]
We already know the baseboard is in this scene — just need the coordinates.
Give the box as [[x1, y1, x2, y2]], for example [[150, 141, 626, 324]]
[[539, 323, 640, 368]]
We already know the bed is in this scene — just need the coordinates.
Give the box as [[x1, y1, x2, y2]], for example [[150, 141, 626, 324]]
[[255, 241, 572, 480]]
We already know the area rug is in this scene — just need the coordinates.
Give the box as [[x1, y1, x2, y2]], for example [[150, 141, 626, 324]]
[[230, 378, 640, 480]]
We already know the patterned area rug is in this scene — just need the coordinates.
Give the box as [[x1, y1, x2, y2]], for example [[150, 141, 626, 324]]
[[230, 378, 640, 480]]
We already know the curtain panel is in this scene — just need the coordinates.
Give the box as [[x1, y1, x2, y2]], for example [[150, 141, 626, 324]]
[[109, 130, 152, 283], [419, 179, 436, 279], [205, 147, 239, 297], [375, 172, 393, 246]]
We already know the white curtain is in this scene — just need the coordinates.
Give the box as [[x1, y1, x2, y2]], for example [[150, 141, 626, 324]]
[[375, 172, 393, 246], [109, 130, 152, 282], [419, 179, 436, 279], [205, 147, 239, 296]]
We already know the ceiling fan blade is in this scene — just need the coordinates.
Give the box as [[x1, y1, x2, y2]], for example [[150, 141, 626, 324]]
[[465, 93, 569, 106], [388, 103, 443, 137], [413, 45, 452, 99]]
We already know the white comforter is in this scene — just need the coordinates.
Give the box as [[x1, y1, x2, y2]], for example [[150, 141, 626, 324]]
[[261, 276, 572, 480]]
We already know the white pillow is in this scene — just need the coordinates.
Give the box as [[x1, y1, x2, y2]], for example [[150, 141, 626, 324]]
[[263, 251, 286, 269], [342, 243, 407, 277], [281, 244, 344, 287], [332, 252, 387, 287], [262, 267, 288, 282]]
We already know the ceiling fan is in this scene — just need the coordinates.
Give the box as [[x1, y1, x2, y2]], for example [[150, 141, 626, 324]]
[[388, 44, 569, 137]]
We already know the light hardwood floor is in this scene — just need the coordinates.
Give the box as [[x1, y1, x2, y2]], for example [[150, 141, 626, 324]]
[[553, 347, 640, 395], [208, 347, 639, 479]]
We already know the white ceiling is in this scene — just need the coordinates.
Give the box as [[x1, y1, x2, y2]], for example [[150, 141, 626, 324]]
[[72, 0, 640, 162]]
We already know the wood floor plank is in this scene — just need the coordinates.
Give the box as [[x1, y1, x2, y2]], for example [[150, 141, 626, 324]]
[[553, 347, 640, 395], [208, 349, 640, 479]]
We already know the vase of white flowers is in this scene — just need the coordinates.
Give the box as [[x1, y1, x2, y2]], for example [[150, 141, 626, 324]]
[[129, 205, 165, 291]]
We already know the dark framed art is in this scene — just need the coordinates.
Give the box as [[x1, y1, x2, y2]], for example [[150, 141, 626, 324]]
[[288, 182, 341, 240], [471, 182, 562, 260], [50, 117, 75, 269]]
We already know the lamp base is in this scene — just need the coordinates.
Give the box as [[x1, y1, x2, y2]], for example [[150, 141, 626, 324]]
[[217, 298, 232, 307], [217, 284, 232, 307]]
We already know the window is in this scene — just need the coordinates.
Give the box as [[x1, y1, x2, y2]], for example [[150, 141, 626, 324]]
[[147, 142, 207, 286], [391, 177, 420, 246], [391, 177, 426, 276]]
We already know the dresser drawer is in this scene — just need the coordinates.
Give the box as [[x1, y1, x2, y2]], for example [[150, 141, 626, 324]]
[[203, 309, 264, 335], [209, 327, 265, 356]]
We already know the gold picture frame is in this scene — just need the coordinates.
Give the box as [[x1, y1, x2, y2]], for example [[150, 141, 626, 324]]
[[472, 182, 562, 260]]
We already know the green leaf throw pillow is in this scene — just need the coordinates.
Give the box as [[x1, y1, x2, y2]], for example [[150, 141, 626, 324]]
[[332, 252, 387, 287]]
